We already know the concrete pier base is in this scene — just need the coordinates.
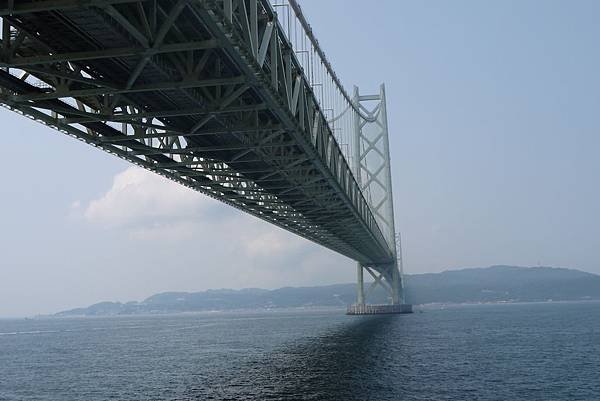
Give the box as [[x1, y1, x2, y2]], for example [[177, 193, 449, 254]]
[[346, 303, 413, 315]]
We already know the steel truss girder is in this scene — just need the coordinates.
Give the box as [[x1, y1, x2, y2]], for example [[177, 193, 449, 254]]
[[0, 0, 395, 266], [60, 103, 268, 124], [0, 0, 147, 16], [10, 76, 245, 101], [190, 0, 392, 263], [0, 39, 219, 67]]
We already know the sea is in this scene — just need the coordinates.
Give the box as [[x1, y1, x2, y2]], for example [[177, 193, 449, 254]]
[[1, 302, 599, 400]]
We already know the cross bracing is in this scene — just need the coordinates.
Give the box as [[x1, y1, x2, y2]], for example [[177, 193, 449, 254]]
[[0, 0, 396, 266]]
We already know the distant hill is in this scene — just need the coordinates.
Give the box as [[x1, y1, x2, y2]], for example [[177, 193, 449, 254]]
[[55, 266, 600, 316], [404, 265, 599, 304]]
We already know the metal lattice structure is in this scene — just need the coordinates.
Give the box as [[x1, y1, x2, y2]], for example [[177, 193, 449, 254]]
[[0, 0, 406, 305], [353, 85, 404, 305]]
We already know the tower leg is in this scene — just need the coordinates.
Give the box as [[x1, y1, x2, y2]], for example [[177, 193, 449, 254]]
[[357, 262, 365, 305], [390, 263, 401, 305]]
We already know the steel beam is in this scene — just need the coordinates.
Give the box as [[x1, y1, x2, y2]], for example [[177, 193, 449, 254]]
[[0, 0, 397, 268], [0, 40, 218, 67], [11, 76, 245, 101], [0, 0, 147, 16]]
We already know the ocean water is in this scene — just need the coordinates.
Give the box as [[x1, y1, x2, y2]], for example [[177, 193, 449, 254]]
[[1, 302, 599, 400]]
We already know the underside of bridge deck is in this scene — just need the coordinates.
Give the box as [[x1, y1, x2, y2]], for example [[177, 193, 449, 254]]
[[0, 0, 395, 267]]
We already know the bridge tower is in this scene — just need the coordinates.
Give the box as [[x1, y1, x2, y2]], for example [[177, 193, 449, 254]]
[[349, 84, 412, 314]]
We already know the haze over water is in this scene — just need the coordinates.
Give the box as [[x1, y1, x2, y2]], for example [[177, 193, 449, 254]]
[[1, 302, 599, 400]]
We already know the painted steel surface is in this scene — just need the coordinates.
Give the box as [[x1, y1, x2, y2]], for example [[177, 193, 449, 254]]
[[0, 1, 401, 294]]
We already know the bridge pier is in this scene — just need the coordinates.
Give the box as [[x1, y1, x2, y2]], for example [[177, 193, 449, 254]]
[[348, 263, 412, 315], [347, 303, 413, 315]]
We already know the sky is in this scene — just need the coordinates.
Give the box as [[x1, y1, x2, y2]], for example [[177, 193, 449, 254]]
[[1, 0, 599, 317]]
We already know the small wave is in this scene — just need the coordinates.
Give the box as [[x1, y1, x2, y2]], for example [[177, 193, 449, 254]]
[[0, 330, 59, 336]]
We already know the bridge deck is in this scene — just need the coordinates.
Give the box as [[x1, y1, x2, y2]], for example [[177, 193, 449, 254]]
[[0, 0, 393, 265]]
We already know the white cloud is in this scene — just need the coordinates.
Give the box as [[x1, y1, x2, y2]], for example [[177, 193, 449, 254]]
[[127, 220, 200, 241], [81, 167, 310, 253], [76, 166, 352, 293], [241, 225, 304, 257], [84, 167, 216, 230]]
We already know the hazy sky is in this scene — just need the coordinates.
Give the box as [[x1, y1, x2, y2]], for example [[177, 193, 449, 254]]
[[1, 0, 599, 317]]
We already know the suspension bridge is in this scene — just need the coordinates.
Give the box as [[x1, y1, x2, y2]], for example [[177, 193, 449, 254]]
[[0, 0, 411, 313]]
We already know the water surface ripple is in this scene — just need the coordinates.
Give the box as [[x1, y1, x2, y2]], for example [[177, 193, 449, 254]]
[[1, 302, 599, 400]]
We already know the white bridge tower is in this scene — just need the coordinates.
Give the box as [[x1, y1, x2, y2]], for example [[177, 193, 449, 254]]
[[350, 84, 411, 314]]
